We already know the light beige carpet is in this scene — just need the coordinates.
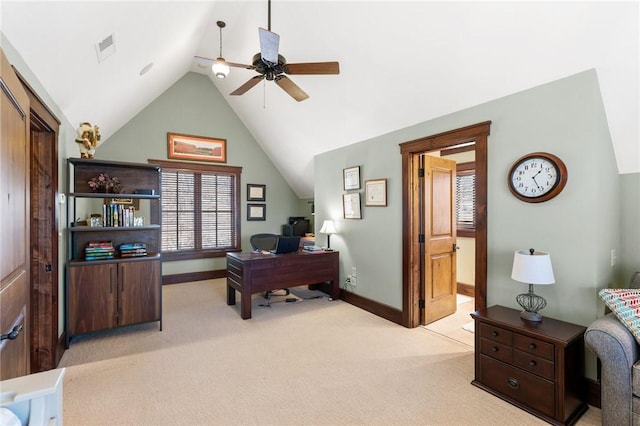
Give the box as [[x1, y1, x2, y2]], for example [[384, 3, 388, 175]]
[[58, 279, 601, 425]]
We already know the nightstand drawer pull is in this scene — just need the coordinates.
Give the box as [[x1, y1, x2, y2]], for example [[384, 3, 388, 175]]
[[529, 360, 537, 367], [492, 346, 499, 352], [492, 331, 499, 337], [528, 343, 536, 349], [507, 377, 520, 389]]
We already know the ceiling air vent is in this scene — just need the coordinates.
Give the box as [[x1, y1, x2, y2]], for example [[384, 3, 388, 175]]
[[95, 33, 116, 63]]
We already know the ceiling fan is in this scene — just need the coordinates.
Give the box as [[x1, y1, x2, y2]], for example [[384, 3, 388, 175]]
[[195, 0, 340, 102]]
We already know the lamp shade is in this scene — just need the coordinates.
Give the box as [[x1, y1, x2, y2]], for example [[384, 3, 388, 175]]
[[511, 249, 555, 285], [319, 220, 336, 234]]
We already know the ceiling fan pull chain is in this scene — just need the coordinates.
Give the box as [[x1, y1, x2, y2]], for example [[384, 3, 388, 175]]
[[267, 0, 271, 31]]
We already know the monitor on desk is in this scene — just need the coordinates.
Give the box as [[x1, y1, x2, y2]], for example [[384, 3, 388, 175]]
[[270, 236, 301, 254]]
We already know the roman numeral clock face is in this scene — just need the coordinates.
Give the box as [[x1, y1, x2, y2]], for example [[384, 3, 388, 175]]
[[508, 152, 568, 203]]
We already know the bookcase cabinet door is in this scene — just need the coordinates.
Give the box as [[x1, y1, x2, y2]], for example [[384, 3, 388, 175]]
[[118, 260, 161, 326], [68, 263, 117, 335]]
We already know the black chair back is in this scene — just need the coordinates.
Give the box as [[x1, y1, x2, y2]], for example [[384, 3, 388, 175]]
[[250, 233, 278, 251]]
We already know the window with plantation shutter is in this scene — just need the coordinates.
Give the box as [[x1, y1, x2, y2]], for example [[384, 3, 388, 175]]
[[456, 162, 476, 237], [150, 160, 241, 260]]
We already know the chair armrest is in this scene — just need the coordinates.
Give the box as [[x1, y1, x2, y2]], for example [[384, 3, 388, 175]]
[[585, 314, 638, 425]]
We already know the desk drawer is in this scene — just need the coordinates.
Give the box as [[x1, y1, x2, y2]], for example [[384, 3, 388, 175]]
[[479, 323, 512, 345], [479, 354, 555, 418], [513, 349, 555, 381], [513, 334, 554, 361], [479, 338, 512, 363]]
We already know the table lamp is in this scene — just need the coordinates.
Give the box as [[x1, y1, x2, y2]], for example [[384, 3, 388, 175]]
[[511, 248, 555, 322], [319, 220, 336, 250]]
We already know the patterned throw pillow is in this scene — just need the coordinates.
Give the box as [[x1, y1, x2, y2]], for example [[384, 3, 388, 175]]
[[599, 288, 640, 343]]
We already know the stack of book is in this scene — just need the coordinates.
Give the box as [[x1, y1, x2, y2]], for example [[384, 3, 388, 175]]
[[303, 245, 324, 252], [85, 241, 115, 261], [119, 242, 147, 258]]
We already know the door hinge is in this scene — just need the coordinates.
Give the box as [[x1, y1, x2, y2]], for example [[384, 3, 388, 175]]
[[418, 234, 425, 243], [418, 168, 424, 177], [418, 299, 425, 309]]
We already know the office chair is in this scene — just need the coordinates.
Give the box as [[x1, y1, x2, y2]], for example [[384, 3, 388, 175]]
[[249, 234, 290, 299]]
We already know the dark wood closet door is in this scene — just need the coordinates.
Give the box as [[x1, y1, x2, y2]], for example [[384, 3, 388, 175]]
[[0, 48, 31, 379]]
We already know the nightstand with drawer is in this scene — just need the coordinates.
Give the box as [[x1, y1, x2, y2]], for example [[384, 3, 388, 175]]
[[471, 305, 588, 425]]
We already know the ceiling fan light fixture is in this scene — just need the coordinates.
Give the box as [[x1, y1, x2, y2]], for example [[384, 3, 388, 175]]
[[212, 58, 229, 79], [213, 20, 230, 79]]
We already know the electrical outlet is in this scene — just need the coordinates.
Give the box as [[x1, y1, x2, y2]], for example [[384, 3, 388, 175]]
[[351, 275, 357, 286], [611, 249, 617, 267], [352, 267, 357, 277]]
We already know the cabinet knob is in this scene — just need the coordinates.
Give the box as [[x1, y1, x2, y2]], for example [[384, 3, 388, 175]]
[[528, 343, 537, 350], [507, 377, 520, 389], [492, 346, 499, 352], [491, 331, 499, 337], [529, 360, 537, 367]]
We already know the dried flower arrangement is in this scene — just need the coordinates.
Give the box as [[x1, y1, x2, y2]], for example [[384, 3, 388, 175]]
[[88, 173, 123, 193]]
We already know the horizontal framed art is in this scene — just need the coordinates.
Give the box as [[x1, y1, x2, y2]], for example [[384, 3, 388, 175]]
[[104, 197, 140, 210], [167, 132, 227, 163], [247, 204, 266, 221], [247, 184, 266, 202], [365, 178, 387, 207], [343, 192, 362, 219]]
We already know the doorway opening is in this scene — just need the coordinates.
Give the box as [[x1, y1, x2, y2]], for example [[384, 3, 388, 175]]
[[399, 121, 490, 328]]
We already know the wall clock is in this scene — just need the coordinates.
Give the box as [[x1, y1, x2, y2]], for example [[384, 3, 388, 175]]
[[508, 152, 567, 203]]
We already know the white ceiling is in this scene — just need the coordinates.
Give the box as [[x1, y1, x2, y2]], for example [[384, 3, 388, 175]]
[[2, 1, 638, 198]]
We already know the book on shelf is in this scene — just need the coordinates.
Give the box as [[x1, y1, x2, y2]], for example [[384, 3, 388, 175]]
[[85, 241, 115, 260], [85, 255, 115, 261], [120, 252, 148, 258], [119, 242, 146, 250], [87, 241, 113, 248], [119, 242, 147, 257], [102, 204, 136, 227]]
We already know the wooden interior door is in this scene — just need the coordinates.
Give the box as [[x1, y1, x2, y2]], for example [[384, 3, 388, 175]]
[[422, 154, 457, 324], [0, 48, 31, 379]]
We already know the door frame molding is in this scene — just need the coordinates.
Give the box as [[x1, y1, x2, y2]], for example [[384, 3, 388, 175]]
[[16, 69, 62, 371], [399, 121, 490, 328]]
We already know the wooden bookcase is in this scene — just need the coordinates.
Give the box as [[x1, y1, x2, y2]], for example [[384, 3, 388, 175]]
[[65, 158, 162, 347]]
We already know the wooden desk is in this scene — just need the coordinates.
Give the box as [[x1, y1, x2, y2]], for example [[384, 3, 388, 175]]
[[226, 250, 339, 319]]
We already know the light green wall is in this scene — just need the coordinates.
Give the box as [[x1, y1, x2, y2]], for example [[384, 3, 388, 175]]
[[97, 72, 306, 275], [315, 70, 623, 378], [620, 173, 640, 284]]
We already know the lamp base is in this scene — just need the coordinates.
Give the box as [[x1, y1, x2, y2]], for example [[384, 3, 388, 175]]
[[519, 310, 543, 322], [516, 283, 547, 322]]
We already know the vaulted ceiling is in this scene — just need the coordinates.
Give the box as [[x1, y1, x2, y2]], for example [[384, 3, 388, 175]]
[[2, 1, 638, 198]]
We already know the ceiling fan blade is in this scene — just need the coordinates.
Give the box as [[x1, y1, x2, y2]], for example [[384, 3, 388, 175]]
[[258, 27, 280, 64], [284, 62, 340, 75], [275, 75, 309, 102], [194, 56, 253, 70], [230, 76, 265, 96]]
